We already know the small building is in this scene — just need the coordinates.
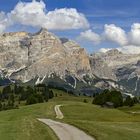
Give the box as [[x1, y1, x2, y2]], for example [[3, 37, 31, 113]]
[[102, 102, 114, 108]]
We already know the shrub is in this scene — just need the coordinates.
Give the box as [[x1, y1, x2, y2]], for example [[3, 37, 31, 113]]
[[133, 97, 139, 104], [124, 96, 134, 107], [0, 102, 2, 111], [83, 99, 88, 103], [35, 94, 44, 103], [26, 95, 38, 105], [49, 90, 54, 99], [92, 90, 123, 108]]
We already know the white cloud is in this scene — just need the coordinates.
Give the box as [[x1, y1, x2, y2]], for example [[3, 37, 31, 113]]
[[0, 12, 11, 33], [99, 48, 113, 53], [102, 24, 140, 54], [10, 0, 89, 30], [44, 8, 89, 30], [78, 24, 128, 46], [80, 23, 140, 54], [0, 0, 89, 32], [78, 26, 140, 54], [10, 0, 47, 28], [103, 24, 128, 46], [128, 23, 140, 46], [79, 29, 101, 44]]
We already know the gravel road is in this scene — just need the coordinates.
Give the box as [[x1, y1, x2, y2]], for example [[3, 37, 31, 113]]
[[38, 118, 94, 140], [38, 105, 95, 140]]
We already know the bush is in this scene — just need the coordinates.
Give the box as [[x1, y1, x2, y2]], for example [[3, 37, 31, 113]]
[[133, 97, 139, 104], [49, 90, 54, 99], [83, 99, 88, 103], [26, 93, 45, 105], [0, 102, 2, 111], [2, 85, 12, 99], [92, 90, 123, 108], [124, 96, 134, 107], [35, 94, 44, 103], [26, 95, 38, 105]]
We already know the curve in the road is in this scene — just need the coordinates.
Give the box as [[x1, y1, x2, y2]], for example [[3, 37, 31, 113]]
[[38, 105, 95, 140], [38, 118, 95, 140], [54, 105, 64, 119]]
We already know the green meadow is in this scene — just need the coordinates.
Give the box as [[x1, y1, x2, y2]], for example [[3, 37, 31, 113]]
[[0, 89, 140, 140]]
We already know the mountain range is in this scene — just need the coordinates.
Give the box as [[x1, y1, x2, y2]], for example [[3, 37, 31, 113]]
[[0, 29, 139, 96]]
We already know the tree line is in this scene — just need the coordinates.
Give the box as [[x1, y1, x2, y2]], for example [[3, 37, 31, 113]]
[[92, 90, 139, 108], [0, 84, 54, 111]]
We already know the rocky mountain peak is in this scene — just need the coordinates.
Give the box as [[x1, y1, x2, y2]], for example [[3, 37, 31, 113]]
[[35, 28, 48, 35], [0, 29, 91, 82], [106, 49, 122, 56]]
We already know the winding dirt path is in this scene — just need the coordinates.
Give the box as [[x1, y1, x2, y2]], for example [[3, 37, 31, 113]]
[[55, 105, 64, 119], [38, 105, 95, 140]]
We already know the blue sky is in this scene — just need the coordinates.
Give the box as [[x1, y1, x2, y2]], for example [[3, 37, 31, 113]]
[[0, 0, 140, 53]]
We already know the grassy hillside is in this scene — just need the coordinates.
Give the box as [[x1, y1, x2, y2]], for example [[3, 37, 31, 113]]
[[0, 89, 140, 140], [0, 101, 58, 140], [0, 89, 89, 140], [61, 103, 140, 140]]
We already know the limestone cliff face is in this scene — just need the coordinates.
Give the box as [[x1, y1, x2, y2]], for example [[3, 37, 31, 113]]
[[0, 32, 29, 75], [90, 49, 140, 95], [0, 29, 91, 82], [90, 49, 140, 80], [2, 29, 140, 95]]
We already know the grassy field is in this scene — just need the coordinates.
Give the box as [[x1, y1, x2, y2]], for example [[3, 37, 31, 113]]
[[61, 102, 140, 140], [0, 89, 140, 140], [0, 89, 90, 140], [0, 101, 58, 140]]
